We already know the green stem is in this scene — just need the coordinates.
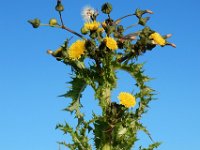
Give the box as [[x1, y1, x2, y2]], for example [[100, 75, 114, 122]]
[[105, 87, 111, 105], [125, 23, 138, 31], [58, 9, 85, 40], [114, 13, 135, 24], [98, 87, 111, 113]]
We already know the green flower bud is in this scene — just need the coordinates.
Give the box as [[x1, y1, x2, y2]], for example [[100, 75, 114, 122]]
[[117, 41, 124, 49], [102, 143, 111, 150], [135, 8, 146, 18], [117, 25, 124, 33], [55, 1, 64, 12], [101, 2, 112, 14], [138, 17, 150, 26], [49, 18, 57, 26], [113, 32, 121, 38], [81, 26, 89, 35], [28, 18, 40, 28], [135, 9, 153, 19], [90, 32, 98, 39]]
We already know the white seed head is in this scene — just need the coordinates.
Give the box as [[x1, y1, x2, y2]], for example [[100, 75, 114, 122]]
[[81, 6, 98, 22]]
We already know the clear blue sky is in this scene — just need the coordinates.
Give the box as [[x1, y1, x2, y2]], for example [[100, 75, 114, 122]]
[[0, 0, 200, 150]]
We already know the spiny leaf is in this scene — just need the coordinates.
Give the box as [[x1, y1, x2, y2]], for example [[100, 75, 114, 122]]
[[135, 122, 153, 142], [93, 119, 110, 149], [62, 77, 87, 119], [56, 123, 92, 150], [139, 142, 161, 150]]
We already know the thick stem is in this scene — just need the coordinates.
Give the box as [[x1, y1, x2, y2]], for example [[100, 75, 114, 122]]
[[105, 87, 111, 105], [98, 86, 111, 113]]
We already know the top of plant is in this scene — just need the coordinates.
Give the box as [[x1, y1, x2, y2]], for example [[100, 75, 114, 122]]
[[28, 1, 175, 150]]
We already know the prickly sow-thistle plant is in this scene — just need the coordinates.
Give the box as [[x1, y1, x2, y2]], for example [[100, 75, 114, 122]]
[[29, 1, 175, 149]]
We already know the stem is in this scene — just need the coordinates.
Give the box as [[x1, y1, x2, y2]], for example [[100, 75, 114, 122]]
[[62, 26, 85, 40], [125, 23, 138, 31], [58, 9, 85, 39], [117, 52, 134, 63], [114, 13, 135, 24], [108, 14, 111, 20], [97, 86, 111, 114], [58, 11, 64, 27], [105, 87, 111, 105]]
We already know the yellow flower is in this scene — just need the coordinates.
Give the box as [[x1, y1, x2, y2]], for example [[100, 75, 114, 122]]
[[149, 32, 166, 46], [84, 21, 100, 31], [68, 40, 86, 60], [104, 36, 118, 50], [118, 92, 136, 108]]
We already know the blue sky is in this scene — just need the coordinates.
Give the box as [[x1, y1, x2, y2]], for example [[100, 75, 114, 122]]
[[0, 0, 200, 149]]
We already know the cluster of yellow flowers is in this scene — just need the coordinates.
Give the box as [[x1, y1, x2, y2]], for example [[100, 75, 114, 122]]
[[67, 21, 118, 60], [66, 9, 165, 109], [67, 32, 165, 60], [67, 37, 118, 60]]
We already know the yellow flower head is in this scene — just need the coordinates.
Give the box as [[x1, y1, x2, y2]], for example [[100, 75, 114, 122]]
[[149, 32, 166, 46], [84, 21, 100, 31], [68, 40, 86, 60], [118, 92, 136, 108], [104, 36, 118, 50]]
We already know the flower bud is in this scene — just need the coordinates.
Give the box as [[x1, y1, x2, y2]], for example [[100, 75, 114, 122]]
[[135, 9, 153, 18], [97, 28, 104, 33], [55, 1, 64, 12], [49, 18, 58, 26], [101, 21, 107, 29], [101, 3, 112, 14], [138, 17, 150, 26], [117, 25, 124, 33], [135, 9, 145, 18], [102, 143, 111, 150], [81, 26, 89, 35], [90, 32, 98, 39], [28, 18, 40, 28]]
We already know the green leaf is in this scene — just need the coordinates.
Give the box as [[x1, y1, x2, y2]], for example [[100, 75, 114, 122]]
[[135, 122, 153, 142], [139, 142, 161, 150], [56, 123, 92, 150], [94, 119, 110, 149], [62, 77, 87, 119]]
